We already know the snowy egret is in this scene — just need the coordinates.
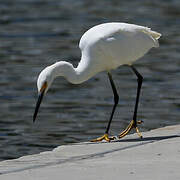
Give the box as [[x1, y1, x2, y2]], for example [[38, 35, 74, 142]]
[[33, 22, 161, 142]]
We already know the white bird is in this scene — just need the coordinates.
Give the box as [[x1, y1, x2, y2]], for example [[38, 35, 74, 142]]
[[33, 22, 161, 142]]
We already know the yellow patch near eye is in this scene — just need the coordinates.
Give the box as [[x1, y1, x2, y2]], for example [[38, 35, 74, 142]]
[[40, 81, 48, 93]]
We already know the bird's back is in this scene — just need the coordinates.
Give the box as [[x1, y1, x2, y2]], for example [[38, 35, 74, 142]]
[[78, 22, 161, 75]]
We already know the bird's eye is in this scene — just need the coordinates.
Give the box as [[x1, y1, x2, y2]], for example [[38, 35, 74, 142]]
[[40, 81, 48, 93]]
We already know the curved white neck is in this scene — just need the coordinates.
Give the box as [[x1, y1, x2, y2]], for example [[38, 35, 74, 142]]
[[51, 61, 94, 84]]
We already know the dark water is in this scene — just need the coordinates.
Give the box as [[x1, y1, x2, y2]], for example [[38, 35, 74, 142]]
[[0, 0, 180, 160]]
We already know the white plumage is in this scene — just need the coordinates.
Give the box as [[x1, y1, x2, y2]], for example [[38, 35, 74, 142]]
[[76, 22, 161, 83], [37, 22, 161, 90]]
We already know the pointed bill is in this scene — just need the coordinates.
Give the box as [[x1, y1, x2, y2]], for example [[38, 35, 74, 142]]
[[33, 90, 45, 122], [33, 82, 47, 122]]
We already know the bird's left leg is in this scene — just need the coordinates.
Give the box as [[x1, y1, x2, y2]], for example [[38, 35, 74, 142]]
[[118, 65, 143, 139], [91, 72, 119, 142]]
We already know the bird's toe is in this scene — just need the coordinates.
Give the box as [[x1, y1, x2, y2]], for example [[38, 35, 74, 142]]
[[90, 134, 115, 142]]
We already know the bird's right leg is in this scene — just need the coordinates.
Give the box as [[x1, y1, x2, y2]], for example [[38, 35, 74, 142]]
[[91, 72, 119, 142], [118, 65, 143, 139]]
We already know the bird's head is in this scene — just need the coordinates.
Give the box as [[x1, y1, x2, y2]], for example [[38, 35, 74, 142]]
[[33, 61, 77, 122], [37, 66, 54, 93], [33, 66, 54, 122]]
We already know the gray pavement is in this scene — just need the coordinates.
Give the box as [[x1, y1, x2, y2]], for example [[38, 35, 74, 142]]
[[0, 125, 180, 180]]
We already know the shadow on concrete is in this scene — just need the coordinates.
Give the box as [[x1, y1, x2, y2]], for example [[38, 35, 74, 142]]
[[116, 134, 180, 142], [82, 134, 180, 145]]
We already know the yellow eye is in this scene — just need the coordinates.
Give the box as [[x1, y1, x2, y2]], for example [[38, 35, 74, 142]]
[[40, 81, 48, 93]]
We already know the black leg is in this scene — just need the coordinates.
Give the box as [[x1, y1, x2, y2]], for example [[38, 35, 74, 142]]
[[130, 65, 143, 126], [118, 65, 143, 139], [105, 72, 119, 134]]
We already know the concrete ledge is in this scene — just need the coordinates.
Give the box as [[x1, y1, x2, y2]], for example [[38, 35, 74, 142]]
[[0, 125, 180, 180]]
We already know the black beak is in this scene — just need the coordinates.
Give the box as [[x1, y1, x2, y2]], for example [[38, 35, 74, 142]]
[[33, 89, 45, 123]]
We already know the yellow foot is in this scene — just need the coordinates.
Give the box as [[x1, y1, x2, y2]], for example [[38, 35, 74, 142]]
[[90, 133, 115, 142], [118, 120, 143, 139]]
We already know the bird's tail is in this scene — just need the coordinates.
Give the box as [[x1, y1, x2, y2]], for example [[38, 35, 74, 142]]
[[142, 28, 161, 47], [149, 30, 161, 40]]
